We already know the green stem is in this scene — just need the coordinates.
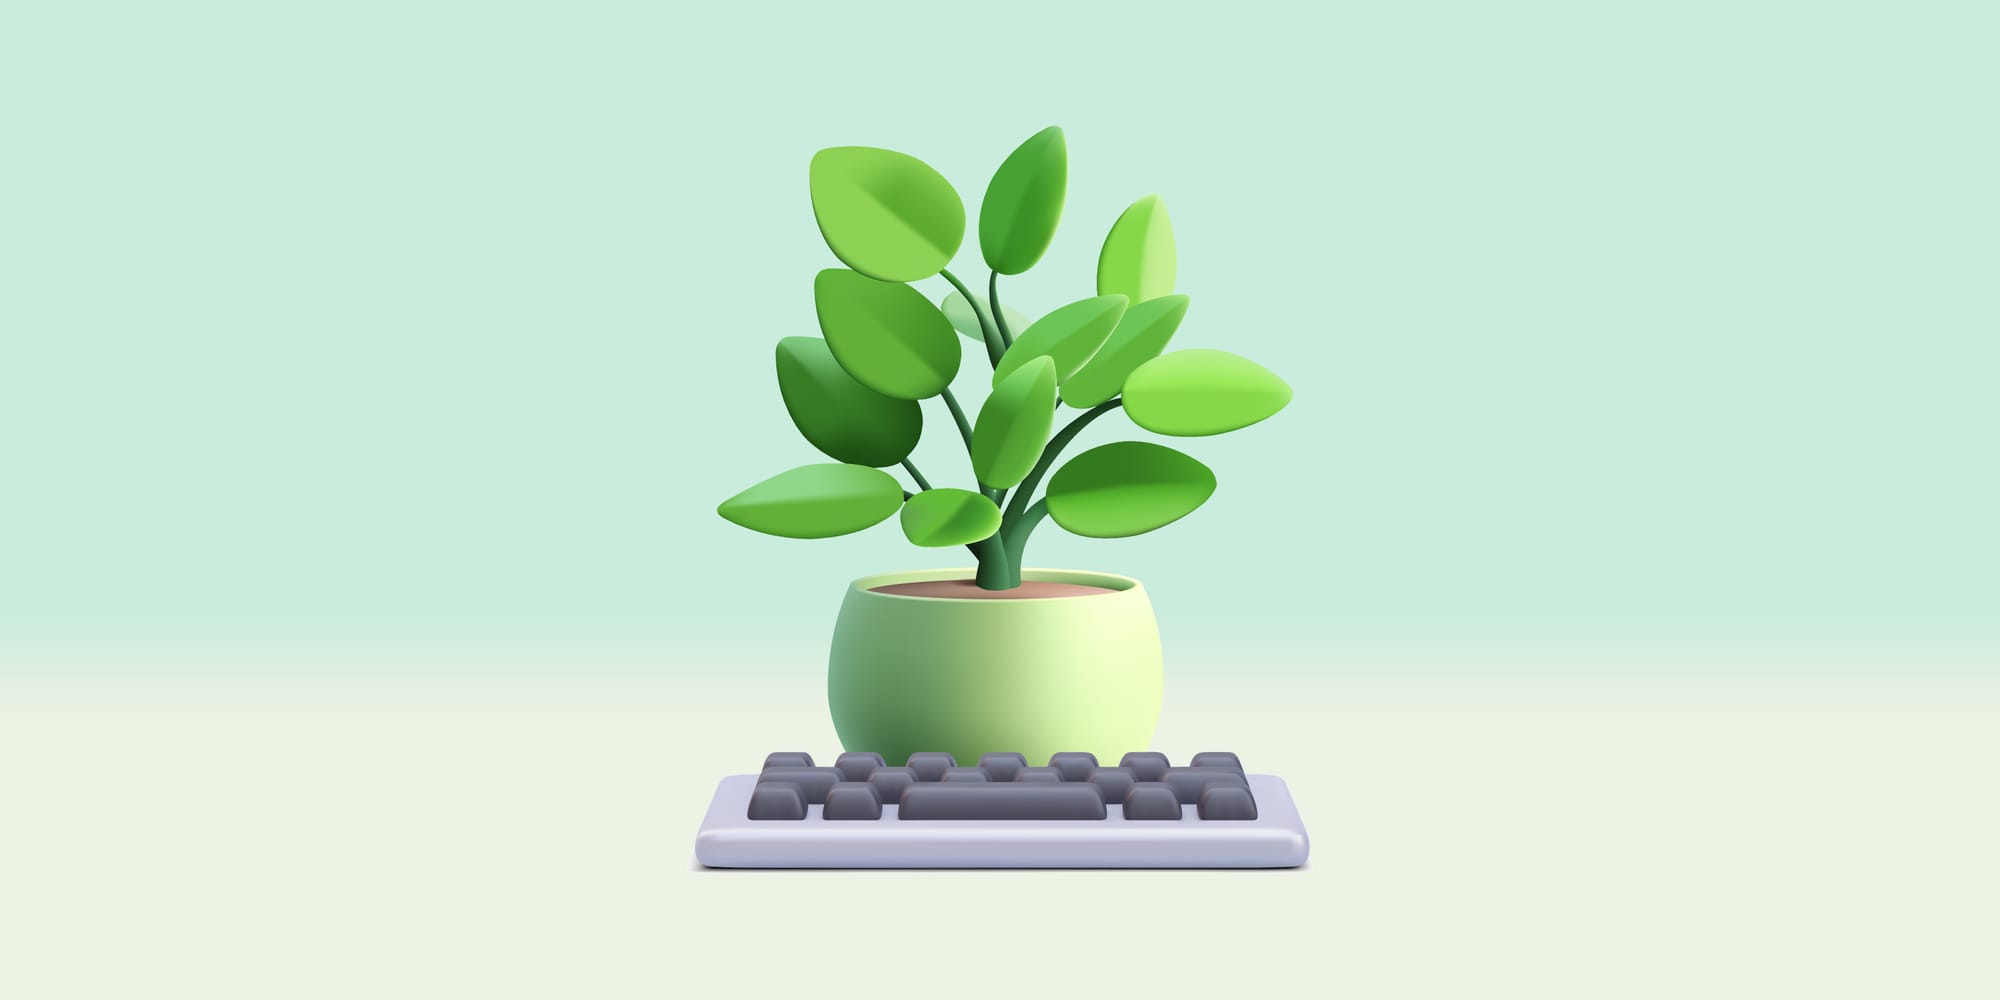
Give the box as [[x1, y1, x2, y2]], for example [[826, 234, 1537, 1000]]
[[988, 271, 1014, 349], [940, 268, 1004, 368], [1005, 398, 1123, 523], [899, 458, 932, 493]]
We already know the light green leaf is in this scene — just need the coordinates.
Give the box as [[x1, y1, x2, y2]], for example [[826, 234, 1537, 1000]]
[[900, 488, 1002, 547], [1046, 442, 1216, 538], [979, 126, 1067, 275], [1060, 294, 1190, 407], [1123, 349, 1292, 436], [809, 146, 965, 282], [940, 291, 1033, 343], [970, 356, 1058, 489], [1096, 195, 1176, 304], [990, 294, 1126, 388], [775, 337, 922, 467], [717, 464, 904, 539], [814, 269, 961, 399]]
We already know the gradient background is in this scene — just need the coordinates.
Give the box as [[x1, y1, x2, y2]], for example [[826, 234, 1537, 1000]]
[[6, 1, 1994, 678]]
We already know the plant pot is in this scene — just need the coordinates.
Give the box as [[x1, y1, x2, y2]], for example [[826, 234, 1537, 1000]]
[[827, 568, 1164, 766]]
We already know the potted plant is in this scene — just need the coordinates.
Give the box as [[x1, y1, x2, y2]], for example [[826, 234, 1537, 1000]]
[[718, 127, 1291, 765]]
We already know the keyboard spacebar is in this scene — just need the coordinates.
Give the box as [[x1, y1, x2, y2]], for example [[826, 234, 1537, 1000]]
[[899, 784, 1109, 820]]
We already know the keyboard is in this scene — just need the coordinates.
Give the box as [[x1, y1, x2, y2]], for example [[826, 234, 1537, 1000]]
[[694, 750, 1310, 868]]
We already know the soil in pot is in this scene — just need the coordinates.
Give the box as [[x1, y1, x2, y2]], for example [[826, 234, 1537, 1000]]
[[868, 579, 1118, 600]]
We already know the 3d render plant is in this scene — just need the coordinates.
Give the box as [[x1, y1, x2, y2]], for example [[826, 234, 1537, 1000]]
[[717, 126, 1291, 590]]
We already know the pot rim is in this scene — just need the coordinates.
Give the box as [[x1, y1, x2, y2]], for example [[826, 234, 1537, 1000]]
[[850, 567, 1141, 602]]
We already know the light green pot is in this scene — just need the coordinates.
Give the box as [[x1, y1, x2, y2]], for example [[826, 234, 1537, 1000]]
[[827, 568, 1164, 766]]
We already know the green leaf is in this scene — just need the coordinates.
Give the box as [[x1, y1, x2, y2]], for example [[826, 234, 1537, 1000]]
[[1096, 195, 1176, 304], [979, 126, 1067, 275], [1123, 349, 1292, 436], [813, 269, 961, 400], [717, 464, 905, 539], [774, 337, 922, 467], [970, 356, 1058, 489], [900, 488, 1002, 547], [809, 146, 965, 282], [1060, 294, 1190, 407], [990, 294, 1126, 388], [939, 291, 1033, 343], [1046, 441, 1216, 538]]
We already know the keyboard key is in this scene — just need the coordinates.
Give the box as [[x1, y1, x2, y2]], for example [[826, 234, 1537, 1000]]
[[763, 752, 815, 769], [906, 752, 956, 781], [1086, 766, 1136, 805], [834, 751, 885, 782], [747, 781, 807, 820], [759, 766, 840, 804], [1016, 767, 1063, 783], [1198, 784, 1258, 820], [1161, 767, 1250, 804], [1047, 752, 1098, 782], [900, 783, 1108, 820], [978, 752, 1027, 782], [1190, 752, 1243, 773], [867, 766, 917, 806], [822, 782, 883, 820], [942, 767, 989, 782], [1120, 752, 1171, 782], [1123, 782, 1182, 820]]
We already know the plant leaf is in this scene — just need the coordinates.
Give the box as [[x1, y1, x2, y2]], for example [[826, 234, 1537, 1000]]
[[717, 464, 905, 539], [1096, 195, 1176, 304], [939, 291, 1033, 343], [1123, 349, 1292, 436], [900, 488, 1002, 547], [970, 356, 1058, 489], [775, 337, 922, 467], [813, 269, 961, 399], [1046, 442, 1216, 538], [1060, 294, 1190, 407], [979, 126, 1067, 275], [809, 146, 965, 282], [990, 294, 1126, 388]]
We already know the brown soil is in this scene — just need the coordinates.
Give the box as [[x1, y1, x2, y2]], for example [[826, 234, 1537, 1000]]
[[869, 579, 1119, 600]]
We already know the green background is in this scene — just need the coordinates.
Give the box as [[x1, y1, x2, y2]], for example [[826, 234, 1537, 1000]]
[[3, 2, 1994, 675]]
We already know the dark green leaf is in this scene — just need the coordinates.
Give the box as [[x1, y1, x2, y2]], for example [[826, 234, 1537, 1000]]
[[775, 337, 922, 467], [1046, 442, 1216, 538]]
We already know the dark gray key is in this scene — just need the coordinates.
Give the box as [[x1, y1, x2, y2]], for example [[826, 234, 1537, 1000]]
[[758, 766, 840, 804], [763, 752, 814, 769], [822, 781, 883, 820], [746, 781, 807, 820], [1047, 752, 1098, 782], [1120, 752, 1171, 781], [899, 783, 1108, 820], [834, 751, 885, 782], [1161, 767, 1250, 804], [1123, 782, 1182, 820], [1198, 784, 1258, 820], [906, 752, 956, 781], [978, 752, 1027, 781], [1190, 752, 1244, 774], [867, 766, 917, 806], [1086, 766, 1136, 805], [1016, 767, 1063, 783], [942, 767, 989, 782]]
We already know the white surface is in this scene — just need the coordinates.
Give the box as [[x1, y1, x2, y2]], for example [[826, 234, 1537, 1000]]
[[2, 672, 1997, 998], [695, 773, 1309, 868]]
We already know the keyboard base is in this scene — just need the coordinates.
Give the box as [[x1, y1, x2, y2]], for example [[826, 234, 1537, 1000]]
[[694, 773, 1310, 869]]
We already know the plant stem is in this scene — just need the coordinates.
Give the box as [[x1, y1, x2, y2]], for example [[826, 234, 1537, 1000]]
[[988, 271, 1014, 349], [938, 387, 999, 502], [899, 458, 933, 493], [940, 268, 1004, 368], [1005, 398, 1123, 523]]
